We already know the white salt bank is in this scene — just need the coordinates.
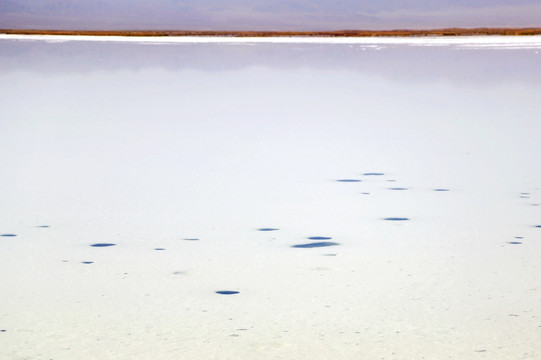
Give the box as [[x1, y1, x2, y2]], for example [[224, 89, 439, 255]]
[[1, 36, 541, 359]]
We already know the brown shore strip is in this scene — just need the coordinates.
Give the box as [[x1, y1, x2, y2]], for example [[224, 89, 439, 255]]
[[2, 27, 541, 37]]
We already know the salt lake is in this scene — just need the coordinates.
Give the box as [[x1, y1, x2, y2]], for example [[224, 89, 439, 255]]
[[1, 35, 541, 359]]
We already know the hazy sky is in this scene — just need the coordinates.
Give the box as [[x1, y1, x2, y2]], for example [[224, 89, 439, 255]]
[[1, 0, 541, 31]]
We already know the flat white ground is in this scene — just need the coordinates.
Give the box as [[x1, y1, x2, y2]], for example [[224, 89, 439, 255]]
[[1, 38, 540, 359], [2, 33, 541, 48]]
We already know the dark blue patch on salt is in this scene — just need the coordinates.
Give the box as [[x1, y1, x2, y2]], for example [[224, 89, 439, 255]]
[[81, 261, 94, 264], [535, 225, 541, 228], [36, 225, 50, 228], [363, 173, 384, 176], [258, 228, 279, 231], [434, 188, 450, 192], [1, 234, 16, 237], [216, 290, 239, 295], [389, 187, 408, 190], [507, 242, 522, 245], [337, 179, 361, 182], [183, 238, 199, 241], [383, 217, 410, 221], [90, 243, 116, 247], [308, 236, 332, 240], [155, 248, 166, 251], [515, 236, 524, 239], [292, 242, 340, 248]]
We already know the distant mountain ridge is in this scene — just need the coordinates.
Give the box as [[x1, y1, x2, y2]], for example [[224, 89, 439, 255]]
[[1, 0, 541, 30]]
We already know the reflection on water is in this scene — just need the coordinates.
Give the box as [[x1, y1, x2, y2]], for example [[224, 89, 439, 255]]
[[2, 39, 541, 86]]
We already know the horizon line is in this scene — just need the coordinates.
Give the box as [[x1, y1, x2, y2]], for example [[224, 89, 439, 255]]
[[2, 27, 541, 38]]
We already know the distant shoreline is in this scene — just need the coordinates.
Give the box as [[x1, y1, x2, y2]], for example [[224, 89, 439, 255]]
[[2, 27, 541, 37]]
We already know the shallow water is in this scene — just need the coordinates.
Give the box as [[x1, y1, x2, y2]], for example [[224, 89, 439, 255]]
[[1, 37, 541, 360], [292, 241, 341, 248]]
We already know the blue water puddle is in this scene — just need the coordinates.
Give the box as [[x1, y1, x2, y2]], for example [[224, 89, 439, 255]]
[[183, 238, 199, 241], [216, 290, 239, 295], [1, 234, 16, 237], [515, 236, 524, 239], [90, 243, 116, 247], [535, 225, 541, 228], [336, 179, 361, 182], [308, 236, 332, 240], [383, 217, 410, 221], [507, 242, 522, 245], [81, 261, 94, 264], [257, 228, 279, 231], [433, 188, 450, 192], [363, 173, 384, 176], [292, 241, 340, 248], [361, 192, 370, 195], [389, 187, 408, 190], [154, 248, 166, 251]]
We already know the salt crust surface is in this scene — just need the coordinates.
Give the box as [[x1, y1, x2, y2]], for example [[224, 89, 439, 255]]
[[2, 33, 541, 48], [1, 38, 541, 360]]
